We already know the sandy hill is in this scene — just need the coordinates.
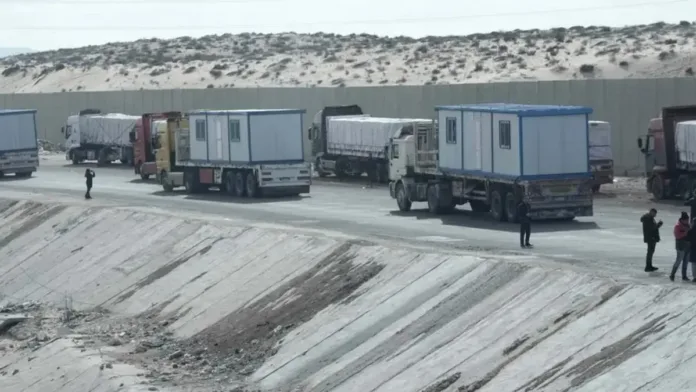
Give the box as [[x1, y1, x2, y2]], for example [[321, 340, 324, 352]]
[[1, 21, 695, 93]]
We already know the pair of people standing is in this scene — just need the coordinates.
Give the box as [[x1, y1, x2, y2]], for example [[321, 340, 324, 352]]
[[671, 211, 696, 281]]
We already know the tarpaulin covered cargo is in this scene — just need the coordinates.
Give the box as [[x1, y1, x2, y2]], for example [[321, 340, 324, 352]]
[[327, 116, 432, 159], [588, 120, 612, 161], [0, 109, 38, 152], [78, 113, 139, 147], [676, 120, 696, 164]]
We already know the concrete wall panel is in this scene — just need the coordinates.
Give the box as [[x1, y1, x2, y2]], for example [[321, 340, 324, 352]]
[[4, 78, 696, 174]]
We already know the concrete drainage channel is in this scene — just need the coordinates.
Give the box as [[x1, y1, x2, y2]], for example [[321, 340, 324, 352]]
[[0, 199, 695, 391]]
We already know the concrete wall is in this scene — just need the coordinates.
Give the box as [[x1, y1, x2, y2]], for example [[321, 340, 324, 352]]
[[3, 77, 696, 175]]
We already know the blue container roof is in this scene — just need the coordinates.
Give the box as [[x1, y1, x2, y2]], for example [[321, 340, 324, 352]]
[[435, 103, 592, 116], [0, 109, 37, 116], [187, 109, 305, 115]]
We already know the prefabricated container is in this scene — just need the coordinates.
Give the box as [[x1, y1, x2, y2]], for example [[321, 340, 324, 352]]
[[434, 103, 593, 179], [588, 120, 612, 161], [675, 120, 696, 164], [184, 109, 305, 164], [326, 116, 431, 159]]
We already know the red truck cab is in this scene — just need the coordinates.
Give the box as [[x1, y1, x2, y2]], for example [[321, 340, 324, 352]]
[[132, 112, 181, 180]]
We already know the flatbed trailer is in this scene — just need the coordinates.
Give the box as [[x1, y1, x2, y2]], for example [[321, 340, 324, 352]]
[[389, 104, 595, 221]]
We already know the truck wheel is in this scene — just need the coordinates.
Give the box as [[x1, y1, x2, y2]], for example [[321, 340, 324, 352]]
[[469, 200, 490, 213], [315, 158, 329, 178], [246, 173, 260, 198], [15, 171, 32, 178], [161, 171, 174, 192], [234, 171, 246, 197], [224, 171, 236, 195], [490, 190, 506, 221], [427, 185, 442, 214], [71, 154, 79, 165], [140, 171, 150, 180], [184, 170, 198, 194], [650, 175, 666, 200], [592, 185, 600, 193], [505, 192, 518, 223], [396, 182, 411, 212]]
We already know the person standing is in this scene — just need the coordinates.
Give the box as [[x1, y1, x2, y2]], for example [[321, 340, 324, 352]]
[[670, 212, 691, 281], [641, 208, 662, 272], [517, 199, 532, 248], [84, 168, 95, 199]]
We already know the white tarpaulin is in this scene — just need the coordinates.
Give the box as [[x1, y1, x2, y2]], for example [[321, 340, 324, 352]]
[[588, 120, 612, 161], [327, 117, 432, 159], [676, 120, 696, 164], [78, 113, 139, 147]]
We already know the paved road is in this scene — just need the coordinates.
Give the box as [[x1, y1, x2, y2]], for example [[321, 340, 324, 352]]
[[0, 155, 688, 280]]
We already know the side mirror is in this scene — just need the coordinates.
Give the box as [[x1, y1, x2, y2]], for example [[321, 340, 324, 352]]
[[637, 138, 643, 149], [60, 126, 64, 134], [307, 128, 312, 140], [129, 131, 135, 143]]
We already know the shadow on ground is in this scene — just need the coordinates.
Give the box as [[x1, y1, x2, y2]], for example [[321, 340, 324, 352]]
[[151, 189, 307, 204], [390, 208, 599, 233]]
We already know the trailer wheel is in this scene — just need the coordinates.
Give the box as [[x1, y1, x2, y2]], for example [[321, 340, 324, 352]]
[[490, 190, 506, 221], [315, 158, 329, 177], [184, 170, 199, 194], [427, 185, 442, 214], [234, 171, 246, 197], [469, 200, 490, 213], [395, 182, 411, 212], [161, 171, 174, 192], [224, 171, 236, 195], [650, 175, 666, 200], [97, 149, 108, 167], [505, 192, 518, 223], [71, 153, 79, 165], [591, 185, 600, 193], [246, 173, 260, 198]]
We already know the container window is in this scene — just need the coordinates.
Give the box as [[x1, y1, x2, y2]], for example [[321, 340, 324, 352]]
[[445, 117, 457, 144], [229, 119, 241, 142], [499, 120, 511, 149], [195, 119, 206, 141]]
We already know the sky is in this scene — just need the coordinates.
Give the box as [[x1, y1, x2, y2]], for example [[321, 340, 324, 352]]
[[2, 0, 695, 51]]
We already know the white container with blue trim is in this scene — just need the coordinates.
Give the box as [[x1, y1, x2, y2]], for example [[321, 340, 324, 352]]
[[0, 109, 39, 177], [167, 109, 311, 197], [388, 103, 595, 222]]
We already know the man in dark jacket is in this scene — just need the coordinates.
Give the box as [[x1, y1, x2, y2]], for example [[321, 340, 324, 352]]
[[641, 208, 662, 272], [84, 168, 95, 199], [517, 199, 532, 248], [670, 212, 691, 281], [685, 192, 696, 220]]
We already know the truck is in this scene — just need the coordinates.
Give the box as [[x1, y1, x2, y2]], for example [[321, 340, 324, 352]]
[[0, 109, 39, 178], [131, 111, 181, 180], [309, 105, 395, 182], [588, 120, 614, 193], [157, 109, 311, 197], [637, 105, 696, 199], [62, 109, 138, 166], [389, 103, 595, 221]]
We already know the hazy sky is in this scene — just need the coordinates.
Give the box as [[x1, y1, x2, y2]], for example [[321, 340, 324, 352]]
[[3, 0, 693, 51]]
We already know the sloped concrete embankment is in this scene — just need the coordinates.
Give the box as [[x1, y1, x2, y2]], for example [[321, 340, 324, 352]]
[[0, 199, 694, 391]]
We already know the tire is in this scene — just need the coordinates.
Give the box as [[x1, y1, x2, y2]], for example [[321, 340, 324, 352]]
[[234, 171, 246, 197], [427, 185, 441, 214], [396, 182, 411, 212], [161, 171, 174, 192], [15, 171, 32, 178], [592, 184, 601, 193], [140, 172, 150, 180], [184, 170, 198, 194], [651, 175, 666, 200], [469, 200, 490, 213], [224, 171, 236, 195], [246, 172, 260, 198], [505, 192, 518, 223], [315, 158, 329, 178], [490, 190, 506, 222], [71, 154, 79, 165], [97, 149, 108, 167]]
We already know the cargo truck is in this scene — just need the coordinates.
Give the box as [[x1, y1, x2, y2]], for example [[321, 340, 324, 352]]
[[389, 104, 594, 221], [588, 120, 614, 193], [638, 105, 696, 199], [62, 109, 138, 166], [309, 105, 395, 182], [131, 111, 181, 180], [158, 109, 311, 197], [0, 109, 39, 178]]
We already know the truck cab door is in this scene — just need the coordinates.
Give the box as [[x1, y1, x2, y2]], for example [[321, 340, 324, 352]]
[[389, 140, 405, 181], [640, 134, 656, 176]]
